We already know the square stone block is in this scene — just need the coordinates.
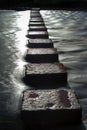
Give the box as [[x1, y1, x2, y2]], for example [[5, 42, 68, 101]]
[[30, 14, 41, 18], [29, 21, 45, 26], [29, 26, 47, 31], [25, 48, 58, 63], [27, 39, 53, 48], [27, 31, 49, 39], [23, 63, 67, 86], [30, 12, 41, 16], [31, 10, 40, 13], [21, 89, 82, 126], [30, 18, 43, 22], [31, 8, 40, 12], [31, 12, 40, 14]]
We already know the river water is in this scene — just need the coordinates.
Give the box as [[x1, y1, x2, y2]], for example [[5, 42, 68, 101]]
[[0, 10, 87, 130]]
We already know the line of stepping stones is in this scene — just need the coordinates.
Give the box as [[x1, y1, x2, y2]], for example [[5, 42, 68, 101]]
[[21, 8, 82, 128]]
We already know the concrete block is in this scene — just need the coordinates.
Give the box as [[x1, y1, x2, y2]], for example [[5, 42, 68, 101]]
[[27, 39, 53, 48], [30, 13, 41, 16], [23, 63, 67, 86], [29, 26, 47, 31], [30, 14, 41, 18], [31, 10, 40, 13], [30, 18, 43, 22], [27, 31, 49, 39], [30, 11, 40, 15], [21, 89, 82, 126], [31, 8, 40, 11], [29, 21, 45, 26], [25, 48, 58, 63]]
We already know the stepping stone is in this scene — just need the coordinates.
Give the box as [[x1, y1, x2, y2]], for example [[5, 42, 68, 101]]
[[29, 26, 47, 31], [26, 31, 49, 39], [30, 18, 43, 22], [30, 12, 41, 15], [23, 63, 67, 86], [25, 48, 58, 63], [29, 22, 45, 26], [31, 8, 40, 11], [21, 88, 82, 126], [30, 13, 41, 18], [31, 10, 40, 13], [31, 11, 40, 14], [31, 12, 40, 14], [27, 39, 53, 48]]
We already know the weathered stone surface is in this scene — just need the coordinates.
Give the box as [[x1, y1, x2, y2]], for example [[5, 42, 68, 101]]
[[30, 18, 43, 22], [30, 13, 41, 16], [25, 48, 58, 63], [30, 10, 40, 14], [31, 8, 40, 11], [27, 39, 53, 48], [23, 63, 67, 86], [30, 12, 40, 14], [29, 26, 47, 31], [29, 21, 45, 26], [27, 31, 49, 39], [26, 48, 57, 55], [21, 89, 82, 125], [30, 14, 41, 18], [31, 12, 40, 14], [31, 10, 40, 13]]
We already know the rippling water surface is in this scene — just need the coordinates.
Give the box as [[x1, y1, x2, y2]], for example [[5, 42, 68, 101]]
[[0, 10, 87, 129]]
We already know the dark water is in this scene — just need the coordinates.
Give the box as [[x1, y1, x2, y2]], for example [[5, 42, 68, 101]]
[[0, 10, 87, 129]]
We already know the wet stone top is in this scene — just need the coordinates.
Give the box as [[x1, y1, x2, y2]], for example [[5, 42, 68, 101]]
[[31, 8, 40, 10], [29, 22, 44, 25], [29, 39, 52, 44], [27, 48, 58, 55], [29, 16, 43, 22], [30, 11, 40, 13], [22, 89, 81, 111], [25, 63, 66, 74], [30, 18, 43, 20], [29, 26, 46, 29], [31, 12, 40, 14], [28, 31, 48, 35], [29, 26, 47, 31], [30, 14, 41, 17], [30, 19, 43, 22]]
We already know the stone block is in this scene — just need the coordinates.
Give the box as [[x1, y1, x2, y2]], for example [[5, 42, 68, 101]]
[[30, 14, 41, 18], [21, 89, 82, 126], [31, 8, 40, 11], [29, 26, 47, 31], [27, 39, 53, 48], [30, 18, 43, 22], [30, 10, 40, 13], [27, 31, 49, 39], [25, 48, 58, 63], [29, 21, 45, 26], [23, 63, 67, 86]]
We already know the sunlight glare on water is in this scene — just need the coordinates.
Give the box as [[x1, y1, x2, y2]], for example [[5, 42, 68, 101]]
[[15, 11, 30, 55], [12, 11, 30, 91]]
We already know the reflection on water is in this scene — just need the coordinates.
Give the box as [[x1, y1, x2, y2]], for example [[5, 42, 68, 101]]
[[41, 10, 87, 87], [0, 10, 30, 130], [0, 9, 87, 129]]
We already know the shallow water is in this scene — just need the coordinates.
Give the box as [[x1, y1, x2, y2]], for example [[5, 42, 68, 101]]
[[0, 10, 87, 129]]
